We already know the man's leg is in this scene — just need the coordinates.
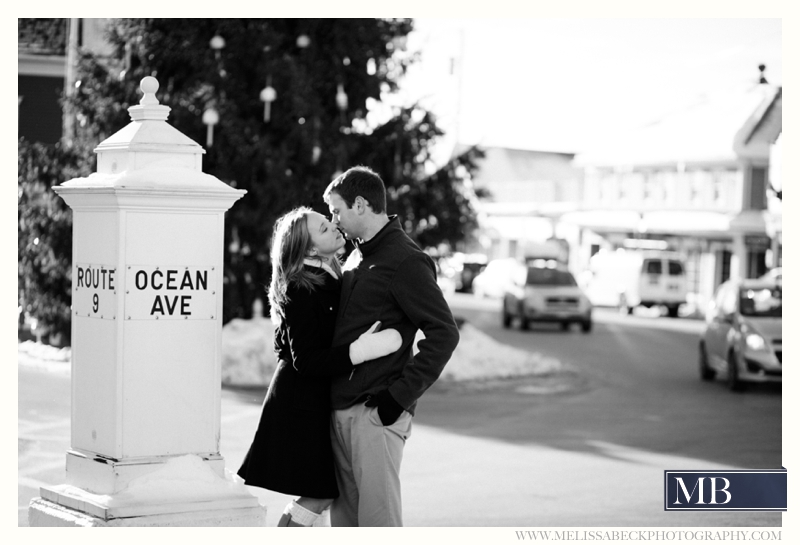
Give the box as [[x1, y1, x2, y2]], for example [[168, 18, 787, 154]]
[[351, 402, 412, 527], [330, 408, 359, 527]]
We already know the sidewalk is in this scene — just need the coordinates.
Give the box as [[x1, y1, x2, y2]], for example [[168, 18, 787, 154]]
[[19, 352, 782, 528]]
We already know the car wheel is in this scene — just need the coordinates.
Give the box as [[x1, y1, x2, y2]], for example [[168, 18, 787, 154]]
[[519, 317, 530, 331], [560, 321, 570, 332], [667, 304, 680, 318], [699, 341, 715, 381], [581, 319, 592, 333], [619, 294, 632, 315], [726, 351, 744, 392]]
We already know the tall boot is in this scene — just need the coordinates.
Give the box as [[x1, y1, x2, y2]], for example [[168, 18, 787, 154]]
[[276, 500, 321, 527]]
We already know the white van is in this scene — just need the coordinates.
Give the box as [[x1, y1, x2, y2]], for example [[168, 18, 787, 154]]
[[581, 250, 688, 317]]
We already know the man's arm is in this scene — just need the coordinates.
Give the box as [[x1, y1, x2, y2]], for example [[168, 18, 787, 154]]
[[385, 253, 460, 410]]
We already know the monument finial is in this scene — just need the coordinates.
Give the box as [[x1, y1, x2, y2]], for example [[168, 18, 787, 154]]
[[129, 76, 170, 122], [139, 76, 161, 106]]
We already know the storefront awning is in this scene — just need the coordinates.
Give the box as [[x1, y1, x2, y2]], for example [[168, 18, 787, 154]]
[[560, 209, 781, 238]]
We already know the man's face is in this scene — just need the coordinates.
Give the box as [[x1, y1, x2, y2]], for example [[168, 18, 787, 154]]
[[328, 193, 360, 240]]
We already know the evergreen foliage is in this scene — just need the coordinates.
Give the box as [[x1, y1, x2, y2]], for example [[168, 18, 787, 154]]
[[18, 138, 92, 345], [20, 18, 484, 339]]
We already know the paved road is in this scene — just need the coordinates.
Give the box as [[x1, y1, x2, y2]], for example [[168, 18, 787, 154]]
[[18, 296, 784, 527], [439, 295, 783, 470]]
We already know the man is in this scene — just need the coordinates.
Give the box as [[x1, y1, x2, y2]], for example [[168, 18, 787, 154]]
[[323, 166, 460, 527]]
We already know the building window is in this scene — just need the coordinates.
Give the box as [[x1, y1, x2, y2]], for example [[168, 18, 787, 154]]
[[749, 167, 768, 210], [662, 170, 677, 206], [691, 170, 711, 207], [625, 172, 643, 204], [643, 172, 655, 204], [715, 170, 738, 209], [712, 171, 723, 205], [720, 250, 732, 284], [747, 250, 767, 278], [601, 174, 616, 204]]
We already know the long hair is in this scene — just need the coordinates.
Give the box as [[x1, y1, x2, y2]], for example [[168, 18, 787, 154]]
[[268, 207, 342, 324]]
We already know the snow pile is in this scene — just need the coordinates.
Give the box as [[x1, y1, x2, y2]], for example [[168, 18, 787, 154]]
[[20, 318, 564, 387], [45, 455, 252, 510], [18, 340, 72, 374], [221, 317, 276, 387], [437, 322, 561, 382], [110, 455, 249, 506], [18, 340, 71, 362], [220, 318, 562, 387]]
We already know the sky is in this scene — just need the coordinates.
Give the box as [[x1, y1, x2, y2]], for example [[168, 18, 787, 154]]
[[401, 18, 782, 157]]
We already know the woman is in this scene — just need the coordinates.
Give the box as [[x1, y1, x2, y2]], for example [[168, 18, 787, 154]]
[[237, 207, 401, 527]]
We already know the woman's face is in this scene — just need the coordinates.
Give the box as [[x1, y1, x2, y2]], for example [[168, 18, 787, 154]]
[[306, 212, 345, 259]]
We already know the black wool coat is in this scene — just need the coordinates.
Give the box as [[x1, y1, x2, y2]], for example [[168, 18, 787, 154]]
[[237, 266, 353, 498]]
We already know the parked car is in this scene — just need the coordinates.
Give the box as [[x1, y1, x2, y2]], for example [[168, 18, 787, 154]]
[[583, 249, 687, 317], [502, 265, 593, 332], [458, 255, 488, 293], [698, 276, 782, 391], [472, 258, 520, 299], [441, 253, 489, 293]]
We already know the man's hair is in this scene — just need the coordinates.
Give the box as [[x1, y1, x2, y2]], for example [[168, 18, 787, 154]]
[[323, 166, 387, 214]]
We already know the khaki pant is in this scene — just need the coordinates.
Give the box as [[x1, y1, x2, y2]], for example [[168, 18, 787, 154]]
[[329, 402, 412, 526]]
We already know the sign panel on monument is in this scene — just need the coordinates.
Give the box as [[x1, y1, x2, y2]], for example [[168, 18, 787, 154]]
[[125, 265, 217, 320], [73, 264, 117, 319]]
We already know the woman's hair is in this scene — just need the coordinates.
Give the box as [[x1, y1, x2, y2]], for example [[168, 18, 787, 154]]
[[267, 207, 342, 324]]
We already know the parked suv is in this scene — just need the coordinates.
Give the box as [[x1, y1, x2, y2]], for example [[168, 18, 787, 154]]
[[502, 265, 592, 332], [698, 276, 782, 391]]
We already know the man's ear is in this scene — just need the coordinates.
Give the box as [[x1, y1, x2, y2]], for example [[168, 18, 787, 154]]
[[355, 196, 370, 214]]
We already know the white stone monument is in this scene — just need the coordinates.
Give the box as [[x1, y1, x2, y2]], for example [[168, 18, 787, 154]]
[[29, 77, 266, 526]]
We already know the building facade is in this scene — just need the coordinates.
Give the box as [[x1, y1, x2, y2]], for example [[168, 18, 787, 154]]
[[567, 84, 782, 312], [18, 18, 113, 144], [464, 146, 584, 262], [467, 82, 781, 314]]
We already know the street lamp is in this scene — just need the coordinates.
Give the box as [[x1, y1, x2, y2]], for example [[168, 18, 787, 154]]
[[202, 106, 219, 147], [260, 77, 277, 123], [209, 34, 225, 60], [336, 83, 348, 111]]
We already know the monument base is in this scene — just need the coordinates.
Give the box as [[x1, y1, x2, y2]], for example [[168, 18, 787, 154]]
[[28, 454, 266, 527], [65, 449, 227, 494], [29, 497, 266, 527]]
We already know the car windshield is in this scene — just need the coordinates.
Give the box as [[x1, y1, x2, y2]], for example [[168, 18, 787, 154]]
[[526, 268, 577, 286], [739, 287, 782, 318]]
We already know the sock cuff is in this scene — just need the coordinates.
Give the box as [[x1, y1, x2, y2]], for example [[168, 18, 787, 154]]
[[287, 500, 320, 526]]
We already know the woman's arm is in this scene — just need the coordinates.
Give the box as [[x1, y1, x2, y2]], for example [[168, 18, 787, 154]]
[[283, 286, 401, 377], [282, 286, 353, 377]]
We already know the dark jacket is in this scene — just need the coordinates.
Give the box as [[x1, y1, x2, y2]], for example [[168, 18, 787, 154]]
[[237, 266, 353, 498], [330, 216, 460, 414]]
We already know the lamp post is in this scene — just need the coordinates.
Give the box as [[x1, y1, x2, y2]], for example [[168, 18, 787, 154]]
[[202, 106, 219, 147], [260, 77, 277, 123], [209, 33, 225, 60]]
